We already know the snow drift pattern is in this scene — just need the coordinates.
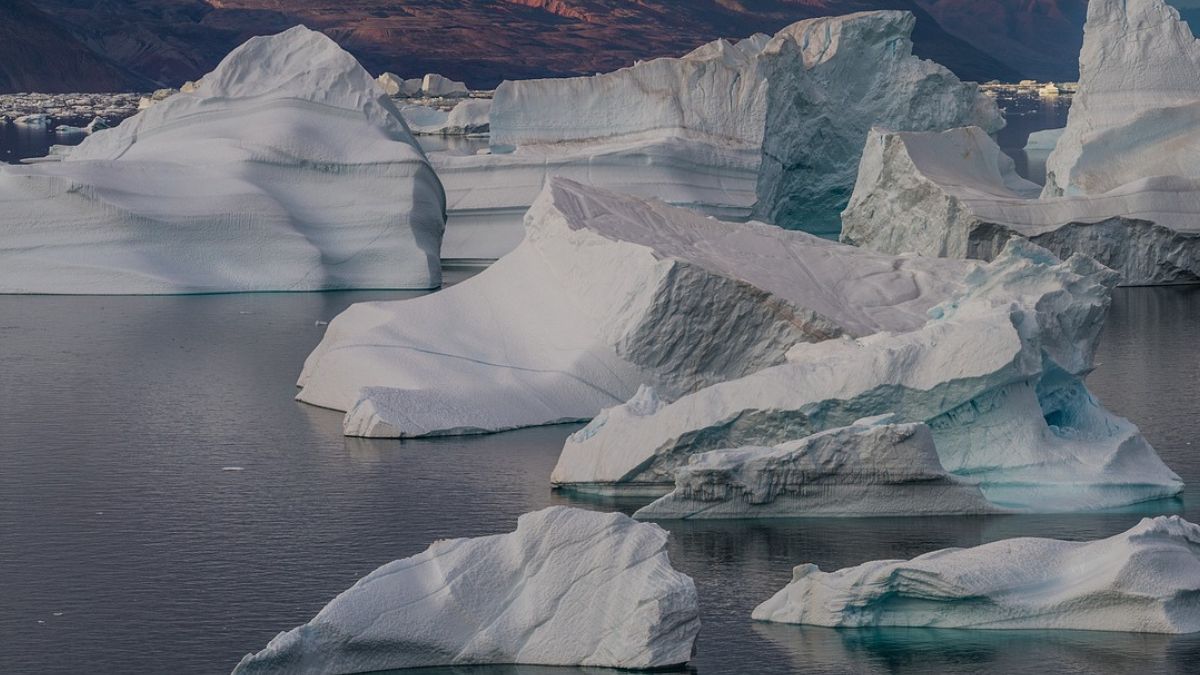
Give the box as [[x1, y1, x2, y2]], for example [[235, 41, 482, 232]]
[[298, 178, 976, 439], [753, 516, 1200, 633], [232, 507, 699, 673], [0, 26, 446, 293]]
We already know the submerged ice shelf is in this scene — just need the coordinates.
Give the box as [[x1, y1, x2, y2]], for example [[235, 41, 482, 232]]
[[232, 507, 699, 673], [0, 26, 445, 294], [754, 516, 1200, 633], [298, 178, 977, 439], [434, 9, 999, 260], [553, 239, 1182, 513]]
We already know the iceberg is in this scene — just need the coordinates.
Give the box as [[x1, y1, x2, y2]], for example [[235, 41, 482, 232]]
[[299, 178, 977, 439], [0, 26, 445, 293], [376, 71, 422, 97], [1044, 0, 1200, 198], [401, 99, 490, 136], [752, 516, 1200, 633], [1025, 127, 1065, 152], [421, 73, 470, 98], [633, 416, 998, 520], [840, 126, 1200, 286], [434, 10, 1000, 261], [552, 239, 1183, 511], [231, 507, 700, 673]]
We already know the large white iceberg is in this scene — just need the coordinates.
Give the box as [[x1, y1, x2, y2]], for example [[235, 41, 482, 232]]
[[552, 239, 1183, 511], [841, 0, 1200, 286], [1044, 0, 1200, 198], [434, 10, 1000, 261], [633, 416, 997, 520], [232, 507, 700, 674], [0, 26, 445, 294], [840, 126, 1200, 285], [753, 516, 1200, 633], [401, 99, 491, 136], [298, 178, 977, 439]]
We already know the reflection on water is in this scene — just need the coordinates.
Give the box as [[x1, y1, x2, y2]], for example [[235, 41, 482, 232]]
[[0, 121, 85, 164], [1, 281, 1199, 673], [994, 92, 1073, 185]]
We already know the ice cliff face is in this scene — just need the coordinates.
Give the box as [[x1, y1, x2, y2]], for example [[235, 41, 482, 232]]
[[552, 240, 1183, 512], [841, 126, 1200, 285], [437, 10, 999, 260], [1045, 0, 1200, 197], [634, 416, 997, 520], [298, 178, 976, 438], [0, 26, 445, 293], [753, 516, 1200, 633], [232, 507, 700, 673]]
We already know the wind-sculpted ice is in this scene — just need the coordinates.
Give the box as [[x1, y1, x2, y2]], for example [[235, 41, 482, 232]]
[[753, 516, 1200, 633], [435, 10, 999, 260], [1045, 0, 1200, 197], [841, 127, 1200, 285], [0, 26, 445, 293], [634, 416, 997, 520], [553, 239, 1183, 511], [299, 179, 976, 438], [232, 507, 699, 674]]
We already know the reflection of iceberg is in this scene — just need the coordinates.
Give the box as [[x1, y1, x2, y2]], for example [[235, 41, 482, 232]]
[[753, 516, 1200, 633], [233, 507, 699, 673], [300, 178, 976, 439], [434, 10, 1000, 260], [0, 27, 445, 294], [553, 240, 1183, 513], [753, 622, 1198, 675]]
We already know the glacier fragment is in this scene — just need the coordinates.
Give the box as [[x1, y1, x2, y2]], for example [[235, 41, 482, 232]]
[[232, 507, 699, 674]]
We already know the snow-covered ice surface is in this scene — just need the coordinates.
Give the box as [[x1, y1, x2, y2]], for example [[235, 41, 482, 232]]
[[753, 515, 1200, 633], [231, 507, 699, 674], [840, 126, 1200, 286], [435, 10, 999, 260], [1044, 0, 1200, 198], [298, 178, 977, 439], [553, 239, 1183, 512], [0, 26, 445, 293], [634, 416, 997, 520]]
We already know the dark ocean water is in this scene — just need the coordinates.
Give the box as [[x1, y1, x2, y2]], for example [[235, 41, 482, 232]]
[[1, 281, 1198, 675]]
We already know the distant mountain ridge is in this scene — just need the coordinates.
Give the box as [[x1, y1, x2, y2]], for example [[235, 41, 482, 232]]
[[2, 0, 1152, 94]]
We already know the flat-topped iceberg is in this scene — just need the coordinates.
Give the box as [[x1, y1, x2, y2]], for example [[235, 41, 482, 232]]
[[1045, 0, 1200, 198], [634, 416, 997, 520], [435, 10, 1000, 260], [401, 99, 490, 135], [298, 178, 977, 438], [553, 240, 1182, 511], [840, 127, 1200, 285], [0, 26, 445, 294], [753, 516, 1200, 633], [232, 507, 699, 674]]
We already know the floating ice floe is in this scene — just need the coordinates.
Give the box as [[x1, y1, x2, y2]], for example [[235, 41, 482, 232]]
[[840, 126, 1200, 285], [400, 99, 490, 135], [231, 507, 699, 674], [841, 0, 1200, 285], [553, 239, 1182, 512], [433, 10, 1000, 260], [634, 416, 997, 520], [421, 73, 470, 98], [753, 516, 1200, 633], [0, 26, 445, 293], [375, 71, 422, 97], [1025, 127, 1065, 152], [298, 178, 976, 439]]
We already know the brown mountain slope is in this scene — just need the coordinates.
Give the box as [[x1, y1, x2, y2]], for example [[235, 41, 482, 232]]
[[15, 0, 1024, 93], [0, 0, 154, 93]]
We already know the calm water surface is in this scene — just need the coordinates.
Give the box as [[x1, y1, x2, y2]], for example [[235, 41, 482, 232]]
[[1, 283, 1199, 675]]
